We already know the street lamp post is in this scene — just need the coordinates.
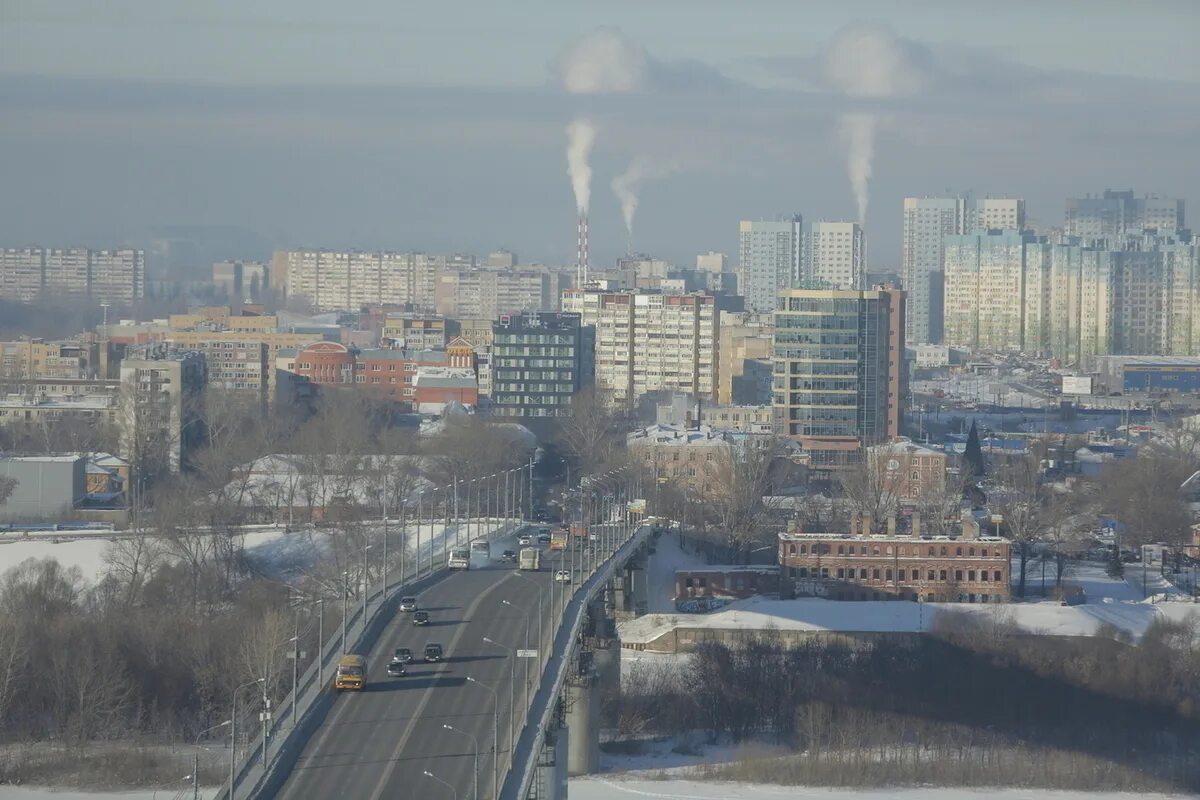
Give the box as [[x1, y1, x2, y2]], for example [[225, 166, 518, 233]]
[[467, 675, 500, 796], [193, 719, 230, 800], [483, 637, 516, 774], [442, 723, 479, 800], [422, 769, 457, 800], [229, 677, 264, 800], [341, 571, 349, 654], [501, 597, 535, 694], [263, 636, 297, 770]]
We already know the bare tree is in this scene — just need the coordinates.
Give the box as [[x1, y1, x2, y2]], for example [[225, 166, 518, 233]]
[[702, 438, 785, 562], [990, 456, 1046, 599], [102, 529, 165, 608], [555, 387, 626, 475], [837, 450, 901, 533], [1099, 444, 1196, 571]]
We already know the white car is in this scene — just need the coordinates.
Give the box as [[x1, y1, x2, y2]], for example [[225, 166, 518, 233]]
[[518, 535, 534, 546], [554, 569, 572, 583]]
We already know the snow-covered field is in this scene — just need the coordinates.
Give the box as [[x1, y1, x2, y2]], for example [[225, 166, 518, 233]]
[[0, 791, 218, 800], [0, 518, 518, 586], [570, 781, 1199, 800]]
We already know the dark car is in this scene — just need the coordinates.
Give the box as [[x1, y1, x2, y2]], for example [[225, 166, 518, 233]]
[[386, 660, 406, 677], [412, 610, 430, 626], [500, 549, 518, 562], [393, 647, 413, 663], [536, 532, 552, 544], [424, 643, 444, 662], [398, 596, 418, 612]]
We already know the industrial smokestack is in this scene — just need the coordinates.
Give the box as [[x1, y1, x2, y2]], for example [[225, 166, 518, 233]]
[[577, 212, 590, 287]]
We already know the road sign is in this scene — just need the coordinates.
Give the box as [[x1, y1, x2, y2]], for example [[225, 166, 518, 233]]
[[517, 649, 538, 658]]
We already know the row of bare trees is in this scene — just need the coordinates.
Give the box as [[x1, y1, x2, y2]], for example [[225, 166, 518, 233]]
[[617, 617, 1200, 791]]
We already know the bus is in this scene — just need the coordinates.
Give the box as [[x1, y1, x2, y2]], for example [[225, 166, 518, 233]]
[[448, 547, 470, 570], [471, 539, 491, 557], [333, 654, 367, 692]]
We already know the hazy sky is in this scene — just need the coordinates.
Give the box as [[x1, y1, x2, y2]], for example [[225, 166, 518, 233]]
[[2, 0, 1198, 269]]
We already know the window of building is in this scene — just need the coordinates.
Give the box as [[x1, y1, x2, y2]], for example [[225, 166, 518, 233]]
[[873, 547, 880, 556], [940, 546, 947, 556], [956, 547, 963, 556], [968, 570, 976, 581], [980, 548, 988, 557], [885, 569, 892, 581], [836, 568, 845, 579], [969, 547, 975, 556], [872, 568, 880, 580], [800, 544, 808, 554], [847, 545, 855, 555], [994, 570, 1002, 582], [821, 568, 829, 578], [955, 570, 963, 581], [886, 546, 893, 555], [837, 545, 845, 555], [927, 570, 935, 581], [788, 544, 796, 555], [798, 567, 809, 577], [697, 577, 707, 588], [928, 547, 935, 556], [940, 570, 948, 581]]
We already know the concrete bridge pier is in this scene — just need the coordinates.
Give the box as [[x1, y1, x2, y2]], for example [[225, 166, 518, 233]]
[[565, 675, 600, 776]]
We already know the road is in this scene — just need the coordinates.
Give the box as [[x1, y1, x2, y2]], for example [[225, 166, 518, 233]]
[[273, 533, 583, 800]]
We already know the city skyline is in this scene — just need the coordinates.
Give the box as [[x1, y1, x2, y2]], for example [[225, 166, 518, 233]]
[[2, 4, 1197, 269]]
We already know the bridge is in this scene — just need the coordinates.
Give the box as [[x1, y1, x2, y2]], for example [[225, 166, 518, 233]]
[[220, 470, 656, 800]]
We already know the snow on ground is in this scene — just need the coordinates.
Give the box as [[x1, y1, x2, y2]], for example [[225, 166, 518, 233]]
[[618, 594, 1200, 649], [0, 518, 522, 586], [645, 533, 711, 613], [620, 558, 1200, 650], [569, 780, 1198, 800]]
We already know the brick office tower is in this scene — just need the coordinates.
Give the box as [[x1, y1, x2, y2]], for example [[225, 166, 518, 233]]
[[778, 512, 1011, 603]]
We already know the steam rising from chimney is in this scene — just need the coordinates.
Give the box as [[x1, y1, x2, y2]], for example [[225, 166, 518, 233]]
[[823, 23, 928, 223], [611, 156, 677, 249], [566, 118, 597, 214]]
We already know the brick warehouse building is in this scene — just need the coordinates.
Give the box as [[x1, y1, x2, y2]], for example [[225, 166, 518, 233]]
[[778, 513, 1011, 603]]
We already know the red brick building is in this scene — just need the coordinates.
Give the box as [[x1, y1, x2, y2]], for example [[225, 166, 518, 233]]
[[778, 513, 1011, 603], [284, 341, 474, 408]]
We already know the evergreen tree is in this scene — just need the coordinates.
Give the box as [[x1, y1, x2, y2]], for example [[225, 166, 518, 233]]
[[964, 420, 986, 477]]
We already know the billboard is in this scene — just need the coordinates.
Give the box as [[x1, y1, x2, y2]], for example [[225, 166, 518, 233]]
[[1062, 375, 1093, 395]]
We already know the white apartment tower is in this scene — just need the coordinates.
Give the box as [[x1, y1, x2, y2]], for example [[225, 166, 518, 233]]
[[738, 217, 802, 313], [975, 198, 1026, 232], [902, 197, 969, 345], [561, 288, 720, 404], [807, 221, 864, 289]]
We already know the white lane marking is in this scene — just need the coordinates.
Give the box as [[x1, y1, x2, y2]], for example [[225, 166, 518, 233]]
[[367, 572, 511, 800]]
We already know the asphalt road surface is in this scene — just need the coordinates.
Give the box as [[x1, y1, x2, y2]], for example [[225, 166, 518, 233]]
[[273, 534, 583, 800]]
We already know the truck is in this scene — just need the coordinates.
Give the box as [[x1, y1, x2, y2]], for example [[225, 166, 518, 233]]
[[519, 547, 541, 571], [471, 539, 491, 557], [333, 654, 367, 692], [569, 522, 587, 539], [549, 529, 569, 551], [448, 547, 470, 569]]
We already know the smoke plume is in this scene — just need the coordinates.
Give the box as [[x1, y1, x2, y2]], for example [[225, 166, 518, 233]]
[[838, 114, 875, 225], [557, 28, 649, 94], [823, 23, 928, 222], [610, 156, 677, 241], [566, 118, 597, 214]]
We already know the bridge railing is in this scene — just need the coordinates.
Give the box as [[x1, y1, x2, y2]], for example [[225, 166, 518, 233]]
[[216, 516, 528, 800], [503, 520, 653, 800]]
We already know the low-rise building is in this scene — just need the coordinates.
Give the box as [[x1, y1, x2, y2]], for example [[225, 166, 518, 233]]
[[674, 566, 780, 612], [866, 437, 947, 503], [778, 513, 1011, 603], [0, 455, 88, 520]]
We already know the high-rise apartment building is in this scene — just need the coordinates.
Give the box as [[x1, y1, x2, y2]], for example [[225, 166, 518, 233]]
[[434, 269, 553, 320], [212, 260, 270, 299], [696, 251, 728, 274], [975, 198, 1026, 232], [943, 231, 1030, 351], [118, 347, 207, 474], [491, 312, 587, 418], [276, 250, 472, 312], [807, 221, 864, 289], [773, 288, 905, 469], [738, 217, 803, 313], [0, 247, 144, 303], [902, 197, 969, 345], [1065, 190, 1185, 242], [561, 289, 724, 404]]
